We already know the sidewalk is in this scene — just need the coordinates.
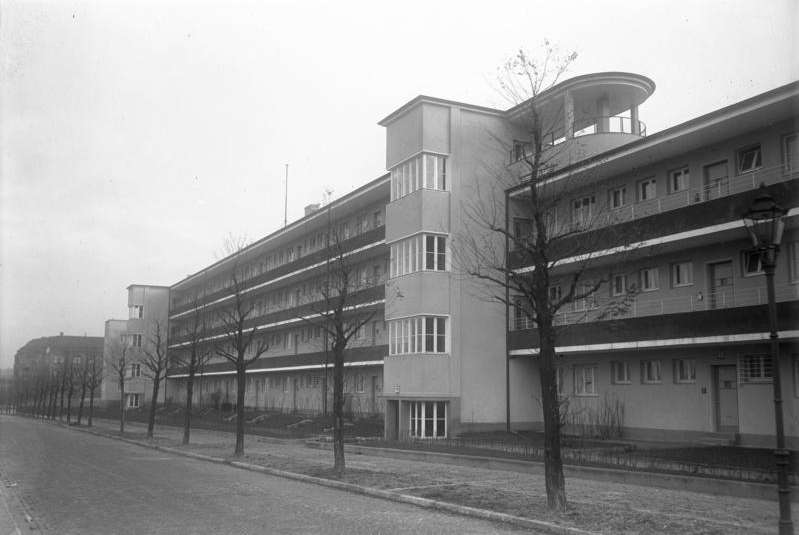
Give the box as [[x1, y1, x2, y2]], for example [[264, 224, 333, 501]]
[[74, 418, 795, 534]]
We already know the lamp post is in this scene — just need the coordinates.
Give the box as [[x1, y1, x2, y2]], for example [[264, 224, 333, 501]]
[[742, 184, 792, 535]]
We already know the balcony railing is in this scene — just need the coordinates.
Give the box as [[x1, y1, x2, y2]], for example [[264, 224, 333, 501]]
[[510, 283, 799, 330], [573, 116, 647, 138], [508, 117, 648, 164], [601, 164, 796, 226]]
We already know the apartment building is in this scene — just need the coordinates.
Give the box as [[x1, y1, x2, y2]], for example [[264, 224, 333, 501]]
[[13, 333, 104, 407], [101, 285, 170, 409], [502, 79, 799, 446], [165, 178, 389, 415], [159, 71, 796, 445], [378, 72, 798, 445]]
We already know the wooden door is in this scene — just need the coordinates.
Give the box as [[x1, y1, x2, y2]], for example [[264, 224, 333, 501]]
[[714, 365, 739, 432], [708, 261, 733, 309]]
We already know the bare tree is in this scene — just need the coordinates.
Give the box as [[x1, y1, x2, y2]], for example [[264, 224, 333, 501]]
[[107, 338, 131, 433], [141, 321, 168, 439], [297, 226, 378, 477], [214, 267, 270, 456], [76, 354, 90, 424], [171, 291, 212, 445], [212, 233, 269, 457], [86, 353, 103, 427], [65, 356, 78, 424], [459, 44, 643, 511]]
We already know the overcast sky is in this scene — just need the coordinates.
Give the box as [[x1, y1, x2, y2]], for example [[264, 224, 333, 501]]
[[1, 0, 796, 368]]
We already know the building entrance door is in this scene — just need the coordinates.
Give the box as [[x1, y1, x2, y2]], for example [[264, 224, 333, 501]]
[[713, 365, 739, 432], [708, 261, 733, 309]]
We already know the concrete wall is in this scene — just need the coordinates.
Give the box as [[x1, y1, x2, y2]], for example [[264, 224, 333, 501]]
[[511, 343, 799, 447]]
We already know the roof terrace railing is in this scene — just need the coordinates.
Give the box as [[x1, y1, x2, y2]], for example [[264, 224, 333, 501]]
[[572, 116, 647, 138]]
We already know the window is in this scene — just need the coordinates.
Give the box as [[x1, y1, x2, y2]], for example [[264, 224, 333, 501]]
[[608, 186, 627, 209], [129, 305, 143, 319], [737, 145, 762, 174], [355, 374, 365, 393], [373, 210, 383, 228], [513, 297, 531, 330], [671, 262, 693, 287], [556, 367, 567, 396], [669, 167, 690, 193], [611, 361, 631, 384], [126, 393, 140, 408], [641, 360, 662, 384], [739, 355, 772, 383], [790, 242, 799, 282], [389, 234, 447, 277], [572, 284, 598, 312], [425, 235, 447, 271], [793, 356, 799, 397], [409, 401, 446, 438], [742, 250, 764, 276], [128, 334, 142, 348], [574, 365, 598, 396], [784, 134, 798, 171], [640, 267, 659, 291], [513, 218, 534, 248], [572, 195, 595, 227], [511, 140, 530, 163], [611, 274, 627, 297], [130, 363, 141, 378], [390, 153, 447, 200], [637, 178, 657, 201], [674, 359, 696, 383], [282, 376, 289, 392], [549, 285, 562, 303], [388, 316, 448, 355]]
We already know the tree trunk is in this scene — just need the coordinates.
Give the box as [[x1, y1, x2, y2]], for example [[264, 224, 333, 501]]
[[332, 343, 345, 477], [58, 380, 65, 421], [183, 373, 194, 445], [88, 387, 95, 427], [147, 374, 160, 439], [538, 319, 567, 511], [119, 379, 126, 434], [234, 365, 246, 456], [77, 381, 87, 425], [66, 385, 74, 424]]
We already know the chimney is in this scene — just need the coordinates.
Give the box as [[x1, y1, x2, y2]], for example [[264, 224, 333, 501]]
[[59, 332, 64, 337], [304, 203, 320, 216]]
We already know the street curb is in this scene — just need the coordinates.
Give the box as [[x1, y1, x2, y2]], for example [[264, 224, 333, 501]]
[[309, 441, 796, 502], [54, 420, 594, 535]]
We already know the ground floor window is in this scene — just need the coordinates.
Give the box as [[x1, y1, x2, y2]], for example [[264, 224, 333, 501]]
[[641, 360, 662, 384], [611, 361, 631, 384], [409, 401, 446, 438], [574, 365, 598, 396], [674, 358, 696, 383], [126, 393, 140, 408], [739, 354, 772, 383]]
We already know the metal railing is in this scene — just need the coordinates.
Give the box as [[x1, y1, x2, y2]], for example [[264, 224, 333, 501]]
[[573, 116, 647, 138], [510, 283, 799, 330], [601, 164, 796, 226], [508, 116, 648, 164]]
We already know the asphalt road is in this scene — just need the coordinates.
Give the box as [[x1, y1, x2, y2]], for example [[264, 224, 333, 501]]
[[0, 416, 527, 534]]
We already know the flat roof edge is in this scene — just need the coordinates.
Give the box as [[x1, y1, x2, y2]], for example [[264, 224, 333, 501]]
[[378, 95, 504, 126]]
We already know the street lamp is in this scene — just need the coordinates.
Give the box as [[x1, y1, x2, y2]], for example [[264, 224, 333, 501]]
[[742, 184, 792, 535]]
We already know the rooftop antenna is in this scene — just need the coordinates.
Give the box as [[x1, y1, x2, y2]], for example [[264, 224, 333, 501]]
[[283, 163, 289, 227]]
